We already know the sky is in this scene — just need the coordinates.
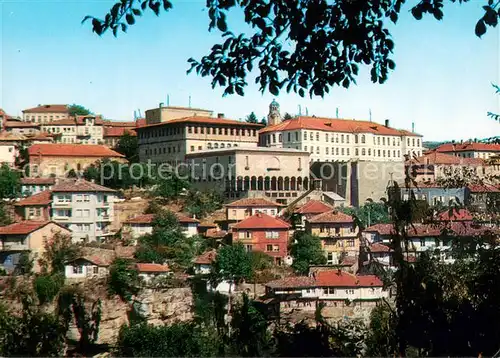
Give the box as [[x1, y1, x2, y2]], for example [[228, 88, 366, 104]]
[[0, 0, 499, 142]]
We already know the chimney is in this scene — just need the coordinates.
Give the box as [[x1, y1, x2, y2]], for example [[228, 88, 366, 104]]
[[91, 179, 95, 183], [159, 102, 164, 108], [384, 119, 390, 127], [217, 113, 224, 118], [412, 122, 415, 133]]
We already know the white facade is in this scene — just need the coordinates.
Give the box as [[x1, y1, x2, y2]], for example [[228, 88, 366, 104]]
[[125, 222, 198, 240], [0, 143, 17, 166], [52, 191, 116, 243], [64, 260, 109, 279], [42, 115, 104, 144], [272, 285, 388, 301]]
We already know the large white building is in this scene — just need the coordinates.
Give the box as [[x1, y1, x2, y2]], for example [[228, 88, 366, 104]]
[[259, 100, 423, 162]]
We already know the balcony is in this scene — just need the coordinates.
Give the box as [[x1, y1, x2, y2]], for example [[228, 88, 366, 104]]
[[1, 242, 29, 251], [53, 201, 71, 208], [96, 215, 111, 222]]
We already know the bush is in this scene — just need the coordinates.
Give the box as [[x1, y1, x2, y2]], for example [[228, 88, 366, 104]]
[[33, 274, 65, 305], [108, 258, 139, 302]]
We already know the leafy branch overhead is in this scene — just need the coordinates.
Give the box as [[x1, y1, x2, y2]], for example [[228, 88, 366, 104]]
[[86, 0, 500, 97]]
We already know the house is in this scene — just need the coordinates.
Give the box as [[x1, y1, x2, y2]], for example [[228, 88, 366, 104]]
[[136, 263, 170, 283], [400, 182, 466, 207], [437, 208, 473, 222], [0, 221, 71, 273], [434, 141, 500, 160], [103, 124, 137, 148], [4, 120, 41, 135], [305, 210, 358, 265], [28, 143, 125, 178], [65, 255, 111, 279], [14, 190, 52, 221], [465, 184, 500, 212], [122, 212, 200, 242], [22, 104, 69, 123], [225, 198, 285, 227], [21, 177, 56, 196], [51, 179, 118, 243], [264, 271, 388, 317], [193, 250, 217, 275], [0, 132, 22, 166], [293, 200, 333, 228], [41, 115, 104, 145], [367, 243, 393, 267], [232, 212, 290, 265]]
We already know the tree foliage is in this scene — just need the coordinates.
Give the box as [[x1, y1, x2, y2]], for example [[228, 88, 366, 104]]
[[108, 258, 140, 301], [86, 0, 500, 97], [68, 104, 92, 117], [289, 231, 326, 274], [33, 274, 65, 305], [184, 189, 223, 219], [38, 232, 81, 274], [245, 111, 258, 123], [340, 201, 391, 229], [115, 131, 139, 162], [211, 243, 253, 285], [0, 164, 21, 199]]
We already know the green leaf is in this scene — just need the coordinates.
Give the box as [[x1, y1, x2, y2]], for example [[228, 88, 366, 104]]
[[475, 19, 486, 37], [132, 8, 141, 16], [126, 13, 135, 25]]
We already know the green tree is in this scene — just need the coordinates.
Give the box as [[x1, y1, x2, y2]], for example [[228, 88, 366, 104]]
[[283, 112, 294, 120], [184, 189, 223, 219], [87, 0, 499, 97], [289, 231, 326, 274], [210, 243, 253, 289], [115, 131, 139, 162], [33, 274, 65, 305], [14, 252, 34, 275], [245, 112, 258, 123], [108, 258, 140, 301], [488, 84, 500, 122], [340, 201, 391, 229], [68, 104, 92, 116], [154, 174, 189, 201], [0, 164, 21, 199], [38, 232, 81, 274], [259, 117, 267, 126]]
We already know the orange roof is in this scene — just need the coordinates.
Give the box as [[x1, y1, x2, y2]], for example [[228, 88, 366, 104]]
[[43, 115, 104, 126], [30, 132, 55, 142], [438, 208, 473, 222], [28, 143, 124, 158], [266, 276, 316, 289], [259, 116, 422, 136], [294, 200, 333, 215], [52, 178, 116, 193], [102, 120, 137, 127], [103, 126, 137, 137], [21, 177, 56, 185], [407, 152, 483, 166], [23, 104, 68, 114], [194, 250, 217, 265], [15, 190, 52, 206], [136, 263, 170, 273], [205, 228, 228, 238], [232, 212, 290, 230], [0, 220, 63, 235], [315, 271, 383, 287], [4, 121, 40, 128], [68, 255, 112, 266], [225, 198, 284, 208], [307, 210, 354, 224], [467, 184, 500, 193], [436, 142, 500, 153], [369, 243, 392, 253], [136, 116, 264, 129], [135, 118, 146, 127], [124, 212, 199, 224]]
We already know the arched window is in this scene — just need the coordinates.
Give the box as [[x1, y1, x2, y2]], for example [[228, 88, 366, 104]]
[[362, 148, 366, 155], [361, 135, 365, 143]]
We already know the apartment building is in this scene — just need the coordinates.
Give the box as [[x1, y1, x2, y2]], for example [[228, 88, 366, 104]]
[[225, 198, 284, 221], [434, 141, 500, 159], [21, 177, 56, 196], [305, 210, 359, 264], [28, 143, 125, 177], [145, 104, 213, 124], [232, 212, 290, 265], [51, 179, 118, 243], [186, 147, 311, 202], [4, 120, 41, 135], [137, 115, 263, 164], [22, 104, 69, 123], [41, 115, 104, 144], [259, 100, 423, 162], [103, 121, 138, 147]]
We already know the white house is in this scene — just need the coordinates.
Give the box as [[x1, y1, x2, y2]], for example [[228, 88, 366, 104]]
[[65, 256, 110, 279], [122, 212, 200, 241], [265, 270, 388, 302], [136, 263, 170, 283], [192, 250, 232, 294]]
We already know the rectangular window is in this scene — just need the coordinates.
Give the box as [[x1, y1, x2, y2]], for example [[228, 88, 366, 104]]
[[83, 195, 90, 202], [73, 265, 83, 274], [266, 244, 273, 252]]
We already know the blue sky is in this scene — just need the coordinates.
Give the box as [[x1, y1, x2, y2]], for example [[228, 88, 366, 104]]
[[0, 0, 499, 141]]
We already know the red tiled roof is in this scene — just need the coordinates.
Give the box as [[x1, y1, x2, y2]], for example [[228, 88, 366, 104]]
[[232, 212, 290, 230], [4, 121, 40, 128], [136, 263, 170, 273], [135, 118, 146, 127], [315, 271, 383, 287], [467, 184, 500, 193], [68, 255, 111, 267], [225, 198, 284, 208], [307, 210, 354, 224], [43, 115, 104, 126], [15, 190, 52, 206], [124, 212, 199, 224], [365, 222, 498, 238], [23, 104, 68, 114], [407, 152, 483, 166], [136, 116, 264, 129], [266, 276, 316, 289], [436, 142, 500, 153], [115, 245, 137, 259], [194, 250, 217, 265], [340, 256, 357, 266], [205, 228, 227, 238], [52, 178, 116, 193], [30, 132, 55, 142], [0, 220, 57, 235], [28, 143, 124, 158], [438, 208, 473, 222], [0, 132, 26, 142], [294, 200, 333, 215], [364, 223, 394, 235], [369, 243, 391, 253], [259, 116, 422, 137], [102, 120, 137, 127], [21, 177, 56, 185], [103, 126, 137, 137]]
